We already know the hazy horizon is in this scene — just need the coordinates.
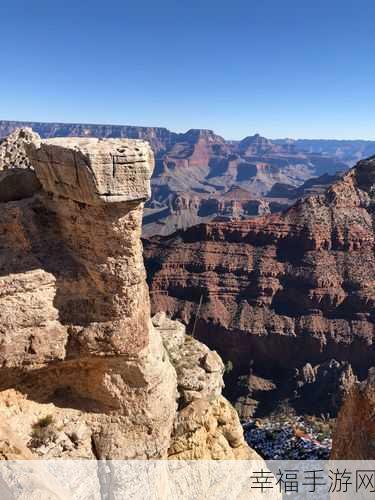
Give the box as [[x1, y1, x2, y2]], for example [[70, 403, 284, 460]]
[[2, 118, 375, 142]]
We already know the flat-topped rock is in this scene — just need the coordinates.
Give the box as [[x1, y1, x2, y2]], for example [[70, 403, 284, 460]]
[[27, 136, 154, 205]]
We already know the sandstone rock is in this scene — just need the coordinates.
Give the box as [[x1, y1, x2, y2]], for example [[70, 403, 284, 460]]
[[153, 314, 224, 406], [0, 129, 176, 459], [0, 417, 33, 460], [152, 311, 185, 352], [0, 168, 41, 202], [332, 368, 375, 459], [300, 363, 316, 385], [152, 315, 255, 460], [168, 396, 259, 460], [27, 136, 154, 205], [0, 129, 261, 470]]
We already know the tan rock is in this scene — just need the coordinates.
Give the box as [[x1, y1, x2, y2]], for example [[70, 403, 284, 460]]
[[153, 314, 224, 405], [0, 168, 41, 202], [168, 396, 260, 460], [0, 130, 176, 459], [152, 315, 256, 460], [27, 136, 154, 205], [0, 127, 40, 170], [0, 129, 263, 472], [332, 368, 375, 459]]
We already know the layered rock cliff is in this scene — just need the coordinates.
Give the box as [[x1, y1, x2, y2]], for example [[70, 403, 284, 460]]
[[0, 128, 255, 461], [145, 155, 375, 414]]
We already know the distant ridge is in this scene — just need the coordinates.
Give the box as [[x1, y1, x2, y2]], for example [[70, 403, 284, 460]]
[[2, 120, 375, 236]]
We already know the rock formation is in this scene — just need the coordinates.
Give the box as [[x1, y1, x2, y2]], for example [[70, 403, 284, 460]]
[[0, 129, 254, 462], [0, 131, 176, 459], [0, 128, 42, 203], [153, 312, 258, 459], [146, 130, 348, 235], [145, 155, 375, 413], [332, 368, 375, 459]]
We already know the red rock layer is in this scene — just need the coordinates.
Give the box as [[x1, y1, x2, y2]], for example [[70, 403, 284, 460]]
[[144, 157, 375, 377]]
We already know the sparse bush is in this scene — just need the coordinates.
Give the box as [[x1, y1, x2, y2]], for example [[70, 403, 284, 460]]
[[29, 414, 56, 448], [32, 414, 54, 429]]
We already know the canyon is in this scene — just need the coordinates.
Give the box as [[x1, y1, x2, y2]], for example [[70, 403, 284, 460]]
[[2, 120, 374, 236], [144, 153, 375, 417], [0, 124, 373, 467]]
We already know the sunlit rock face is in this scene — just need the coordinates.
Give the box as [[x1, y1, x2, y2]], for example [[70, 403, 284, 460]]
[[0, 130, 176, 459], [0, 129, 256, 464]]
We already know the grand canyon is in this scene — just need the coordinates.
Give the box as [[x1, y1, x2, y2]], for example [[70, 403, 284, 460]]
[[0, 121, 374, 469], [2, 120, 375, 237]]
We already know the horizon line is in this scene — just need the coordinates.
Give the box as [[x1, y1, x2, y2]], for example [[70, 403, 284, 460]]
[[1, 118, 374, 143]]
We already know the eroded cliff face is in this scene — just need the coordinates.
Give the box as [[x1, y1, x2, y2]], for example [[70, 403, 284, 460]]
[[332, 368, 375, 459], [0, 128, 254, 462], [145, 156, 375, 413], [0, 130, 177, 459]]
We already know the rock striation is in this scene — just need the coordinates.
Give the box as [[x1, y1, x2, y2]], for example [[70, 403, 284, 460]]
[[332, 368, 375, 459], [145, 155, 375, 413], [0, 128, 254, 462]]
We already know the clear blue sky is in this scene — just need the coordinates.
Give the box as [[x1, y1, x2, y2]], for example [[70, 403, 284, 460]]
[[1, 0, 375, 139]]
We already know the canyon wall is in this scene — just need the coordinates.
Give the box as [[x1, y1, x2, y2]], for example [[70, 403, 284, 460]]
[[145, 155, 375, 413]]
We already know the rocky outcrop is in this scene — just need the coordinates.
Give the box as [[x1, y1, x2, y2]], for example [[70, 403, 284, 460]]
[[0, 131, 176, 459], [152, 313, 258, 459], [152, 312, 224, 406], [292, 360, 357, 414], [332, 368, 375, 459], [0, 129, 254, 462], [0, 128, 42, 203], [145, 156, 375, 413], [0, 127, 41, 170]]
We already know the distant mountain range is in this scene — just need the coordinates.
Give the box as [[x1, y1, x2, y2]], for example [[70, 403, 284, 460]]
[[1, 120, 375, 235]]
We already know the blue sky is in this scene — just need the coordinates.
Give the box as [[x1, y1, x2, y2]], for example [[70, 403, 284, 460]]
[[1, 0, 374, 139]]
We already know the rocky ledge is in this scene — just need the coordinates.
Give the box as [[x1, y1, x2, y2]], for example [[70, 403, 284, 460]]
[[0, 128, 256, 461]]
